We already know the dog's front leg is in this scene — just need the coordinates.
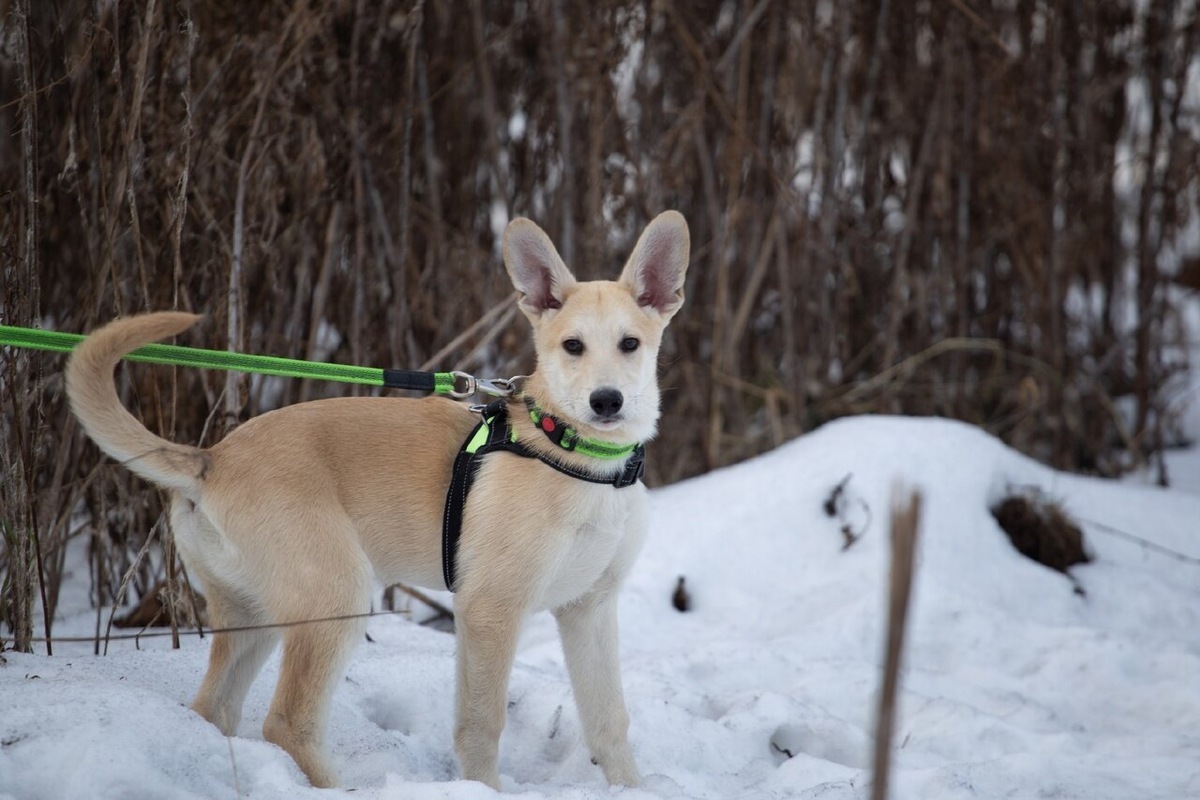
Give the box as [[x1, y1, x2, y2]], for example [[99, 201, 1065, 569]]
[[554, 587, 641, 786], [453, 594, 524, 790]]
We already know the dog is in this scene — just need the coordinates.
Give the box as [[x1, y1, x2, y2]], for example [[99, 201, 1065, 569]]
[[65, 211, 690, 790]]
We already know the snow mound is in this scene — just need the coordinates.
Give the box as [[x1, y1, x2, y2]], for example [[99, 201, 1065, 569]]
[[3, 415, 1200, 799]]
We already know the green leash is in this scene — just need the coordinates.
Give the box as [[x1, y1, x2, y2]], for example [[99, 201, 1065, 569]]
[[1, 324, 639, 458], [0, 324, 499, 398]]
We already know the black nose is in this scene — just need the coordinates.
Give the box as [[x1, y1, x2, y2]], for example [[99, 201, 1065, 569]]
[[589, 388, 624, 418]]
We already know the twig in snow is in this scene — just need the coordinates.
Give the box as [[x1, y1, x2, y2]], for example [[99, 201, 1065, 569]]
[[870, 487, 922, 800]]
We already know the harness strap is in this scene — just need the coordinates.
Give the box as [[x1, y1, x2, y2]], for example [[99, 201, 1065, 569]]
[[441, 400, 645, 592]]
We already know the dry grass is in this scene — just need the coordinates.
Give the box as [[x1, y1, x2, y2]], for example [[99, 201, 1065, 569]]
[[1, 0, 1196, 650], [992, 491, 1090, 575]]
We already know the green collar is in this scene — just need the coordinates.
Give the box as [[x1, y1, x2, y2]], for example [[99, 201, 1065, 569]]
[[522, 398, 642, 460]]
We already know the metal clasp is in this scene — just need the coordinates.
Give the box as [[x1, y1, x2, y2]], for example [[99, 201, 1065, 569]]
[[475, 375, 528, 397], [447, 372, 528, 400], [447, 371, 477, 399]]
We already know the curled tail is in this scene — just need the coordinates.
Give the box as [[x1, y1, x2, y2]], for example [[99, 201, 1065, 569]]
[[65, 312, 210, 494]]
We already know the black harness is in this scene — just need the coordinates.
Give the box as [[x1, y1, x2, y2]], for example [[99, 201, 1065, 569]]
[[441, 399, 645, 591]]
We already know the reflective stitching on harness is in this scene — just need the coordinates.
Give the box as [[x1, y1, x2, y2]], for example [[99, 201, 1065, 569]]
[[441, 419, 485, 591]]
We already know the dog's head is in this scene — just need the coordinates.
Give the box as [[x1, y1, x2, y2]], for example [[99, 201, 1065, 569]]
[[503, 211, 690, 444]]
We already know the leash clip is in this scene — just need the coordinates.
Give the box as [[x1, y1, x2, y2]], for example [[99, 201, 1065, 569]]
[[475, 375, 528, 398], [447, 372, 528, 400]]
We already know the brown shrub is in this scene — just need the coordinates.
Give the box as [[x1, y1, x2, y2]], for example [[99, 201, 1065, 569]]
[[1, 0, 1194, 647]]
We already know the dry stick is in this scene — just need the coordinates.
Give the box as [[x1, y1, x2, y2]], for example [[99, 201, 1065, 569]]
[[818, 0, 851, 262], [163, 529, 183, 650], [834, 336, 1141, 460], [32, 413, 82, 626], [716, 20, 756, 465], [710, 371, 788, 446], [871, 488, 923, 800], [15, 0, 51, 656], [1046, 14, 1069, 466], [691, 123, 724, 470], [945, 0, 1016, 59], [228, 8, 301, 418], [0, 33, 94, 113], [951, 31, 976, 418], [416, 46, 446, 310], [800, 3, 836, 374], [122, 0, 156, 313], [127, 184, 152, 309], [710, 369, 781, 400], [714, 0, 773, 73], [1075, 515, 1200, 567], [550, 0, 575, 266], [660, 0, 790, 195], [228, 90, 269, 419], [105, 0, 157, 316], [302, 204, 341, 403], [774, 211, 803, 410], [32, 608, 415, 646], [348, 0, 370, 379], [585, 69, 605, 273], [469, 0, 510, 220], [1132, 3, 1169, 450], [126, 4, 190, 633], [101, 515, 167, 655], [90, 487, 109, 655], [880, 74, 945, 372], [172, 16, 197, 316], [226, 737, 243, 799], [171, 14, 197, 463], [393, 584, 455, 623], [390, 2, 424, 368], [1146, 6, 1198, 485], [454, 304, 520, 374], [729, 207, 782, 348], [848, 0, 891, 198], [418, 293, 518, 372], [753, 1, 784, 216]]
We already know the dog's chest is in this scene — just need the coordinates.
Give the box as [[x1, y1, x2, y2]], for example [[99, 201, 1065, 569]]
[[539, 486, 641, 609]]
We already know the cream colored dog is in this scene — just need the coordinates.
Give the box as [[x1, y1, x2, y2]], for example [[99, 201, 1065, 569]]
[[65, 211, 690, 790]]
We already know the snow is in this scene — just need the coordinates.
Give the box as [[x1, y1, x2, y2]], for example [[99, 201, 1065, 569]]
[[4, 413, 1200, 800]]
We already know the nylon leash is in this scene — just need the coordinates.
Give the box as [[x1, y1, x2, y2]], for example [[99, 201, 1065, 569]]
[[0, 324, 514, 399]]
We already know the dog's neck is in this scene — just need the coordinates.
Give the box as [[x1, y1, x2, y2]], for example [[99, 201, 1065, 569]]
[[509, 388, 648, 481], [520, 397, 642, 461]]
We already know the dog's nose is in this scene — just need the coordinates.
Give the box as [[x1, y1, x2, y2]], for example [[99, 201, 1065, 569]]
[[589, 388, 624, 418]]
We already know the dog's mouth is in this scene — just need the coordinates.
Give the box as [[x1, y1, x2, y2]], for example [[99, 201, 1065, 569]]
[[590, 415, 624, 429]]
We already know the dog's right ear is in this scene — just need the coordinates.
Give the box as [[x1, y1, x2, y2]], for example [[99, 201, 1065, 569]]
[[503, 218, 577, 319]]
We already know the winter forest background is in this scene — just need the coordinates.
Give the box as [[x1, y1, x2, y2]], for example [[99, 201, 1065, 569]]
[[2, 1, 1199, 653]]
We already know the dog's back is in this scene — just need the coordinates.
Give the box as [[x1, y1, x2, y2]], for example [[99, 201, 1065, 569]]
[[197, 393, 475, 589]]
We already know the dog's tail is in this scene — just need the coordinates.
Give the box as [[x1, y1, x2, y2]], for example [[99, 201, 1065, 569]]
[[65, 312, 210, 495]]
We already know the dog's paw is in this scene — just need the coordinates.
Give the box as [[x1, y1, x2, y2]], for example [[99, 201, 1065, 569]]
[[597, 750, 642, 787]]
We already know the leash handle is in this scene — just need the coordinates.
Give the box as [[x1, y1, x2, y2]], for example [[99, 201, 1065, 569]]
[[0, 324, 514, 398]]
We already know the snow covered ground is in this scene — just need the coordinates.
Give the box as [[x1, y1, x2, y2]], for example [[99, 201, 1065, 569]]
[[3, 412, 1200, 800]]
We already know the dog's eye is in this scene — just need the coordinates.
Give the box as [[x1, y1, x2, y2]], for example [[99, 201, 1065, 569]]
[[563, 338, 585, 355], [619, 337, 640, 353]]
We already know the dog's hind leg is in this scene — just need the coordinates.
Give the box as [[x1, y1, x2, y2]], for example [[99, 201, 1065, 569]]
[[261, 530, 371, 789], [554, 586, 641, 786], [174, 503, 279, 737], [190, 584, 279, 736]]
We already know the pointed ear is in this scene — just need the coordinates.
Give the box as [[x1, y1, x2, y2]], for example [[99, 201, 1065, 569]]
[[503, 218, 576, 318], [619, 210, 690, 320]]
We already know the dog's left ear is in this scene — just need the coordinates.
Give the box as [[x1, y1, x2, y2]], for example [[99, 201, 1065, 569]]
[[620, 210, 690, 321], [504, 218, 577, 319]]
